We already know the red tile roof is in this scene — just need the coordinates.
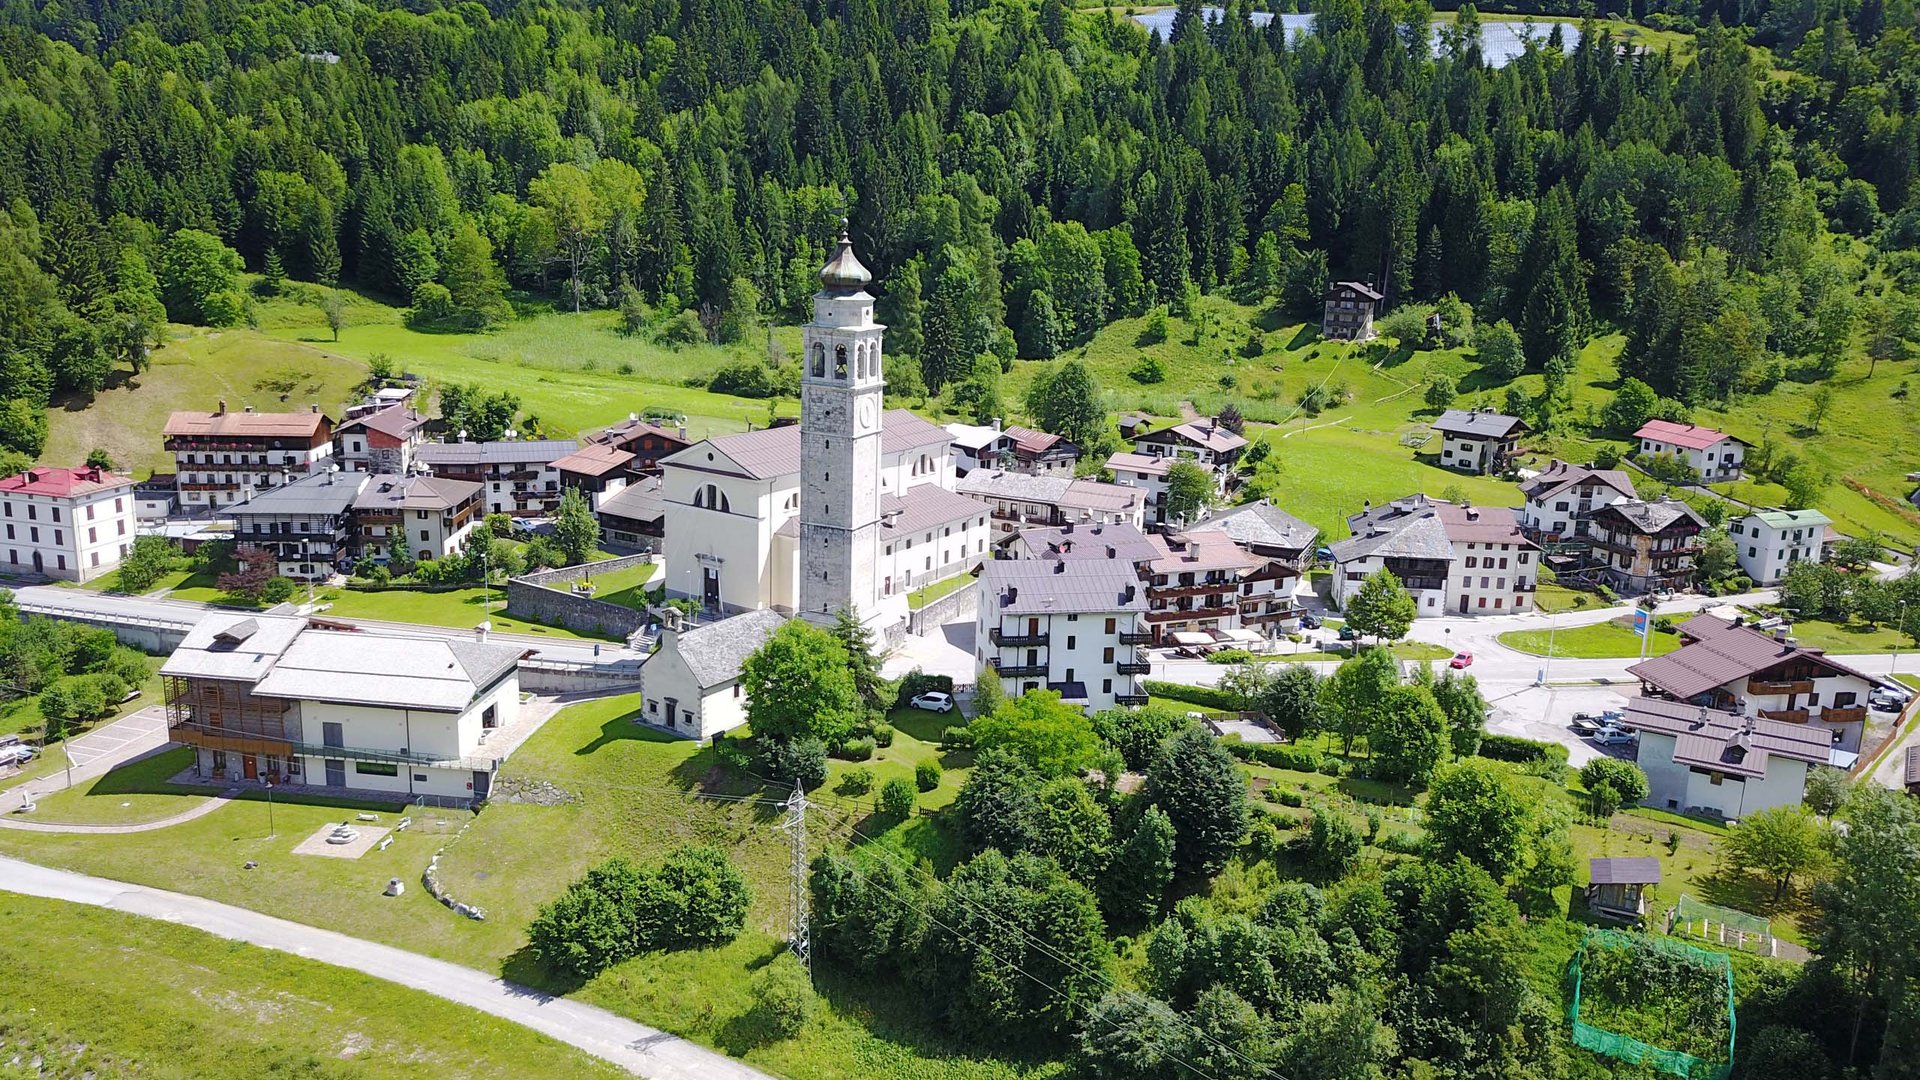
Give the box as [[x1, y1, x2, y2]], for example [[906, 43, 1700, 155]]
[[1633, 419, 1744, 451], [165, 410, 330, 439], [0, 466, 133, 498]]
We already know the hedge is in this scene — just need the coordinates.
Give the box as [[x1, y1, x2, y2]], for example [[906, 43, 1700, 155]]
[[1223, 741, 1325, 773], [1142, 680, 1242, 712], [1477, 733, 1570, 769]]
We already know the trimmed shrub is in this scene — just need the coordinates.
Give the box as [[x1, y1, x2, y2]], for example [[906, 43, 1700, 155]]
[[1222, 741, 1326, 773], [836, 738, 876, 762], [872, 724, 895, 748], [260, 576, 296, 603], [915, 760, 942, 792], [878, 777, 917, 819], [839, 767, 875, 795], [1141, 680, 1240, 712], [1477, 734, 1570, 769], [940, 725, 975, 751], [1206, 648, 1256, 665], [766, 738, 829, 790]]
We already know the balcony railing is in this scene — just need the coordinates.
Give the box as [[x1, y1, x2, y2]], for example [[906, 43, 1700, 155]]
[[1145, 606, 1235, 623], [1822, 706, 1869, 725], [1113, 694, 1150, 707], [1747, 680, 1814, 696], [1118, 631, 1154, 645], [1150, 581, 1237, 599], [170, 720, 488, 770], [1115, 660, 1151, 675], [990, 629, 1050, 647], [991, 662, 1047, 678], [1758, 708, 1809, 724]]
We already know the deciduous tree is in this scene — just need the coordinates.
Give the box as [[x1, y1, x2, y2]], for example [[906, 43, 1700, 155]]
[[741, 620, 863, 746]]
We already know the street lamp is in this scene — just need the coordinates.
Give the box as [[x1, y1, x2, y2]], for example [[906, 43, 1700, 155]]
[[1895, 599, 1911, 677], [263, 779, 276, 840]]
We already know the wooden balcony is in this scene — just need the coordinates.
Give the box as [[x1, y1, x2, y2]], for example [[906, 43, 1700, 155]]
[[1113, 694, 1150, 707], [1747, 680, 1814, 696], [1758, 708, 1809, 724], [1118, 631, 1154, 645], [1145, 606, 1235, 623], [991, 661, 1047, 678], [1822, 706, 1869, 725], [1150, 581, 1237, 599], [990, 629, 1050, 648], [1115, 660, 1151, 675]]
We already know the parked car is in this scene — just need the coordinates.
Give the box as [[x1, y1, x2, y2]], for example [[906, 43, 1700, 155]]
[[1591, 728, 1637, 746], [0, 744, 39, 767], [1570, 714, 1603, 736], [909, 691, 955, 714], [1337, 626, 1359, 642], [1449, 651, 1474, 669], [1871, 688, 1913, 713], [1298, 613, 1321, 630]]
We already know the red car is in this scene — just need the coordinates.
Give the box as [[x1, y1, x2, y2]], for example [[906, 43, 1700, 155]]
[[1449, 651, 1474, 669]]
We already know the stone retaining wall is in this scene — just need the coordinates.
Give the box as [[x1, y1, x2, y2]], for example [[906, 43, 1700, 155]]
[[505, 555, 656, 639], [907, 575, 978, 635]]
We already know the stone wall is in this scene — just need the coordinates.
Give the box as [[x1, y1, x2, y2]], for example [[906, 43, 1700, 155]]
[[907, 575, 978, 636], [505, 554, 656, 640]]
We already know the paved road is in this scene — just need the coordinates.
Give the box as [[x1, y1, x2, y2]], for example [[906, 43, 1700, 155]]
[[13, 584, 643, 670], [0, 855, 775, 1080]]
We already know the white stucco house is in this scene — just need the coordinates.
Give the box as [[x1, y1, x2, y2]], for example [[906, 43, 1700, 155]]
[[163, 613, 528, 805], [639, 608, 787, 740], [1518, 460, 1638, 541], [1328, 495, 1540, 617], [975, 558, 1150, 713], [1634, 420, 1747, 482], [0, 465, 137, 582], [1620, 697, 1830, 820], [1730, 509, 1832, 586]]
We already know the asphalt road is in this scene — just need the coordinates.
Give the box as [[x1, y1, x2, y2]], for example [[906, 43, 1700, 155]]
[[0, 855, 775, 1080], [12, 584, 642, 671]]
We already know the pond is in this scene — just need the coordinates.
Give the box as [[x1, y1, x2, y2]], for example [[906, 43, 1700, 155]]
[[1127, 8, 1581, 65]]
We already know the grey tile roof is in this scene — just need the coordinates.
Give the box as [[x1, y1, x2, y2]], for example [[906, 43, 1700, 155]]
[[881, 486, 986, 535], [1589, 857, 1661, 885], [596, 476, 665, 521], [1620, 697, 1830, 778], [161, 612, 308, 682], [228, 471, 369, 518], [1519, 462, 1638, 504], [352, 473, 482, 512], [254, 630, 526, 712], [1185, 500, 1319, 552], [1011, 522, 1160, 564], [671, 608, 788, 689], [1147, 531, 1264, 575], [1433, 409, 1528, 439], [671, 410, 951, 481], [416, 440, 579, 467], [978, 558, 1147, 616], [1591, 498, 1708, 536], [1330, 496, 1457, 563]]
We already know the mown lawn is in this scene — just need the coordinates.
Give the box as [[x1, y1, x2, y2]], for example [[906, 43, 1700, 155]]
[[907, 572, 972, 610], [1769, 614, 1913, 655], [11, 747, 219, 826], [0, 693, 1029, 1080], [0, 892, 629, 1080], [317, 583, 622, 641], [1500, 618, 1682, 659]]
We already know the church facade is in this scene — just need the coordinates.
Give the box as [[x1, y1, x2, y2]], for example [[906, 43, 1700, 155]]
[[655, 229, 988, 636]]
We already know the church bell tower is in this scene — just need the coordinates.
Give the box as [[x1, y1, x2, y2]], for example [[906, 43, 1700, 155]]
[[798, 224, 887, 623]]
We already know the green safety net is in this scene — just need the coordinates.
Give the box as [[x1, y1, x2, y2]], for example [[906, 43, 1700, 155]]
[[1568, 929, 1736, 1080]]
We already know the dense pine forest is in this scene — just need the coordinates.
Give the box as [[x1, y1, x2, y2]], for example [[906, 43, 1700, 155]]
[[1, 0, 1918, 466]]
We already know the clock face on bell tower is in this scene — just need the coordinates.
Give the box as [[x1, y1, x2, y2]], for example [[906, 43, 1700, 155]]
[[854, 395, 878, 435]]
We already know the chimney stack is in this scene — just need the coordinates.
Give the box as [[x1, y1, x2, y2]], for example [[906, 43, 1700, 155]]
[[216, 398, 227, 415], [1007, 586, 1019, 603], [244, 404, 255, 413], [475, 620, 491, 643], [310, 403, 319, 414], [1053, 560, 1066, 574]]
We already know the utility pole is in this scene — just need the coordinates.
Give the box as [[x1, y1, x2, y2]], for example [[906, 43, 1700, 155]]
[[779, 780, 810, 976]]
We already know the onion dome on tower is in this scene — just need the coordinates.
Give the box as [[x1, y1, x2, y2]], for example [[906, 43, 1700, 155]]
[[818, 221, 873, 297]]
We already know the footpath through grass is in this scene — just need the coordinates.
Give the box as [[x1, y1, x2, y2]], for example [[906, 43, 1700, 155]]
[[0, 892, 628, 1080]]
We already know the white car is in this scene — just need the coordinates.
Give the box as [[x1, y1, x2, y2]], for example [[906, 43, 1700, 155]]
[[0, 744, 39, 767], [1590, 728, 1637, 747], [909, 691, 955, 714]]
